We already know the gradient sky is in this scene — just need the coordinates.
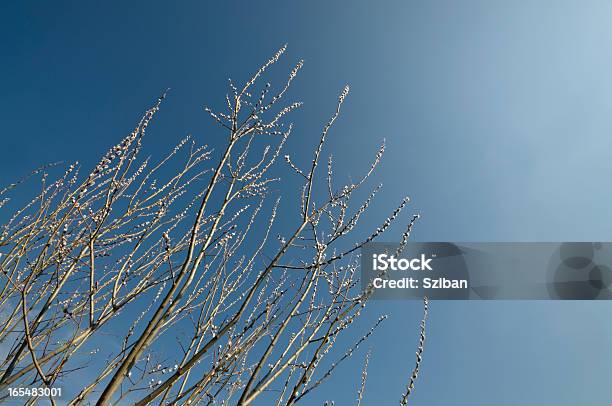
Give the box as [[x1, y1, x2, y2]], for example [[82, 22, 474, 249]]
[[2, 1, 612, 405]]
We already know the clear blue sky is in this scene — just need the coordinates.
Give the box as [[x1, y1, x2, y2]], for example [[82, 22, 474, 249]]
[[2, 1, 612, 404]]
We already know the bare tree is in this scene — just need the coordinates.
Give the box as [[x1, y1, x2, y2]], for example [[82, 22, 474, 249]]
[[0, 45, 428, 405]]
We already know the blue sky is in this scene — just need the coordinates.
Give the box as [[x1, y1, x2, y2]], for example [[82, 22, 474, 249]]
[[2, 1, 612, 404]]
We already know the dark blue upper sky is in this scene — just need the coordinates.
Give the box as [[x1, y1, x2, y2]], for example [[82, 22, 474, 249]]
[[2, 1, 612, 404]]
